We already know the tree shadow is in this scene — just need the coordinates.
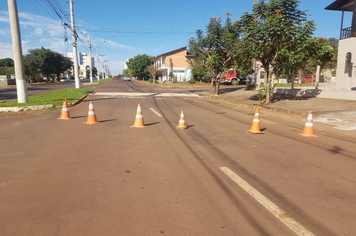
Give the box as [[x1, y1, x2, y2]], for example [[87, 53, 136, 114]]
[[328, 146, 356, 161], [218, 87, 245, 94], [248, 89, 322, 103]]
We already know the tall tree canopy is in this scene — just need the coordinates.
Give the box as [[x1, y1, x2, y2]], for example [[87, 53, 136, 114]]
[[238, 0, 315, 104], [0, 58, 14, 67], [126, 54, 154, 79], [23, 47, 72, 82], [188, 14, 252, 95]]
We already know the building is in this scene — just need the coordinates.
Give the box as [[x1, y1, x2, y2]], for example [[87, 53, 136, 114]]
[[326, 0, 356, 90], [124, 58, 130, 71], [66, 52, 95, 77], [154, 46, 196, 82]]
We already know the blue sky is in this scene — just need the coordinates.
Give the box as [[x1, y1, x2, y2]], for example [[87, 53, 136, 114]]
[[0, 0, 352, 75]]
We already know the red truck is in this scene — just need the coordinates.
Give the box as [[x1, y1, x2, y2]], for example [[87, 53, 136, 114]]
[[302, 75, 316, 83], [220, 69, 247, 85]]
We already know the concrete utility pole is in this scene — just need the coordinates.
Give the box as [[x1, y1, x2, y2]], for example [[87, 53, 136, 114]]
[[96, 51, 100, 80], [102, 56, 105, 79], [8, 0, 28, 103], [89, 34, 93, 83], [69, 0, 80, 88], [315, 65, 320, 89]]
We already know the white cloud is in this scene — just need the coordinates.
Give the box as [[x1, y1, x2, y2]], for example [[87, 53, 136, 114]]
[[107, 60, 125, 75], [32, 28, 43, 35], [97, 38, 134, 50], [0, 29, 11, 36], [0, 43, 14, 59], [0, 16, 9, 23]]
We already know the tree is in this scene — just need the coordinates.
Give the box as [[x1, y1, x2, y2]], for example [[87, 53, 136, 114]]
[[126, 54, 153, 79], [92, 67, 98, 77], [189, 16, 236, 94], [188, 14, 252, 95], [0, 58, 14, 67], [238, 0, 315, 104], [147, 63, 158, 83], [23, 47, 73, 83], [0, 67, 15, 75]]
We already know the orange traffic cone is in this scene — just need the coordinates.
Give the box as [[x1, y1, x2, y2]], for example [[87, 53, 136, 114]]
[[299, 111, 317, 137], [176, 111, 187, 129], [131, 104, 145, 128], [247, 108, 263, 134], [58, 98, 70, 120], [83, 101, 98, 124]]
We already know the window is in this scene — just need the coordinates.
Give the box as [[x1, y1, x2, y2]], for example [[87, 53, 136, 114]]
[[344, 52, 352, 75]]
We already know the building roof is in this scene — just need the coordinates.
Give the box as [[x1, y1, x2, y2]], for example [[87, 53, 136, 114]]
[[155, 46, 188, 58], [325, 0, 354, 11]]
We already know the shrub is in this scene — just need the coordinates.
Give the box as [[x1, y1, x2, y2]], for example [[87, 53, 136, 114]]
[[189, 78, 196, 84], [148, 78, 154, 84], [257, 83, 275, 104]]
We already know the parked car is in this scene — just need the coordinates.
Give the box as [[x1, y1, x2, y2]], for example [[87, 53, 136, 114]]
[[302, 75, 316, 83], [60, 77, 69, 82], [123, 75, 131, 81], [113, 76, 118, 80]]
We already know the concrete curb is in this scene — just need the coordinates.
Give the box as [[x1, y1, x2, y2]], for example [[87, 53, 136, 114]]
[[0, 94, 89, 113], [207, 96, 308, 117], [0, 105, 54, 112]]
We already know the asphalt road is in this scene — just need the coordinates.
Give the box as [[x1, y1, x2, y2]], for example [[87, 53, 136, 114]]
[[0, 79, 355, 236]]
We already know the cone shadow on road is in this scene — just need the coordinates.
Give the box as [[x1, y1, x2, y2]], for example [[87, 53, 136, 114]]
[[145, 122, 160, 127], [98, 119, 116, 123], [69, 116, 87, 119]]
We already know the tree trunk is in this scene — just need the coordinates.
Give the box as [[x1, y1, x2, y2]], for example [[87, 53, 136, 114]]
[[212, 74, 221, 95], [265, 64, 271, 104]]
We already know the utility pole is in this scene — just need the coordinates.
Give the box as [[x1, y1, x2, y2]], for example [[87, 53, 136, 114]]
[[96, 51, 100, 80], [7, 0, 28, 103], [102, 56, 105, 79], [89, 34, 93, 83], [69, 0, 80, 88]]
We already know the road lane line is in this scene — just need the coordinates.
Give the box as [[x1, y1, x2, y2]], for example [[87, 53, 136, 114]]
[[150, 108, 162, 117], [219, 167, 315, 236]]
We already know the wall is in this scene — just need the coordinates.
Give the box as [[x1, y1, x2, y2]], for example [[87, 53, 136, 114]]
[[336, 37, 356, 90]]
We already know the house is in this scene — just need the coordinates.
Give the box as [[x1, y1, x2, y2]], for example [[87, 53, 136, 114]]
[[154, 46, 195, 82], [326, 0, 356, 90]]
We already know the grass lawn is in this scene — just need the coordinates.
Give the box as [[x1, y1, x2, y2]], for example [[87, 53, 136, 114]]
[[275, 83, 317, 87], [0, 87, 95, 107], [89, 78, 109, 84]]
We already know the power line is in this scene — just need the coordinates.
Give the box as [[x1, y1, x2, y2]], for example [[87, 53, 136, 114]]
[[79, 22, 208, 29], [85, 30, 196, 35]]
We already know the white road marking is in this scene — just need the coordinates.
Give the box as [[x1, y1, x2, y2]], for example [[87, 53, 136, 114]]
[[150, 108, 162, 117], [219, 167, 315, 236], [89, 92, 200, 97]]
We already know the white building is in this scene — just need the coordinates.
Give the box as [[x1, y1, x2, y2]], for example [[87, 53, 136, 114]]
[[326, 0, 356, 90], [66, 52, 95, 77]]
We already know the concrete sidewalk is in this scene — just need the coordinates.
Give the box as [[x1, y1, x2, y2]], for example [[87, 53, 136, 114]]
[[214, 87, 356, 131], [215, 87, 356, 115]]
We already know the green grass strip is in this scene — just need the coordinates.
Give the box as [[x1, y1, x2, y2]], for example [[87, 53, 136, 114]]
[[275, 83, 317, 87], [0, 87, 95, 107]]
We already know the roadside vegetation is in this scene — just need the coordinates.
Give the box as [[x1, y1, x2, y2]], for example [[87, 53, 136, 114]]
[[0, 87, 95, 107], [90, 78, 109, 84], [123, 0, 336, 105]]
